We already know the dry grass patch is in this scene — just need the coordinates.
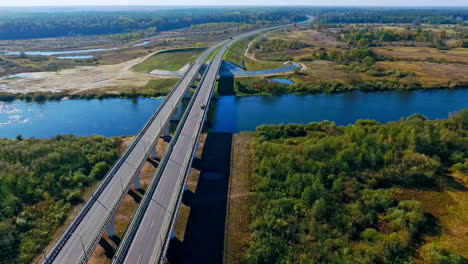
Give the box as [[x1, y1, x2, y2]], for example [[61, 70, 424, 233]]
[[393, 172, 468, 259], [378, 61, 468, 87], [297, 60, 353, 83], [373, 47, 468, 64], [225, 132, 256, 264], [288, 29, 345, 47]]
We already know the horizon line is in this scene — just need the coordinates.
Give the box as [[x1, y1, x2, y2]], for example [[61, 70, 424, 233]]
[[1, 5, 468, 7]]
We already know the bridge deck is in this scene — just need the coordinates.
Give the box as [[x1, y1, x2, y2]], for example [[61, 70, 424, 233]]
[[111, 22, 303, 264], [44, 43, 222, 264]]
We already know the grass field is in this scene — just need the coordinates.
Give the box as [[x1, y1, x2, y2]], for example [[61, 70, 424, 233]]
[[378, 60, 468, 87], [224, 34, 283, 71], [132, 48, 205, 73], [374, 47, 468, 64], [140, 78, 179, 96]]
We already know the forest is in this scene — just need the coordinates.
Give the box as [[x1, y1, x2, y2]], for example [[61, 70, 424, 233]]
[[316, 8, 468, 24], [336, 27, 466, 49], [0, 8, 307, 40], [0, 135, 120, 264], [245, 109, 468, 264]]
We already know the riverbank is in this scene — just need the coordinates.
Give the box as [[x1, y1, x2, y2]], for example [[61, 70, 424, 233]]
[[1, 89, 467, 139], [231, 75, 468, 96], [2, 78, 466, 102], [234, 115, 468, 263]]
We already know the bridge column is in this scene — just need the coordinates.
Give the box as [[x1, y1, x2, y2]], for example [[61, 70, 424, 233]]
[[193, 143, 199, 159], [107, 217, 117, 237], [190, 78, 197, 88], [163, 125, 170, 137], [171, 104, 183, 121], [150, 147, 158, 159], [133, 172, 141, 190], [184, 89, 191, 98]]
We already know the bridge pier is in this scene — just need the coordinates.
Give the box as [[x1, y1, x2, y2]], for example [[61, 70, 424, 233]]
[[133, 172, 141, 190], [193, 143, 200, 159], [107, 217, 117, 237], [171, 104, 183, 121], [151, 146, 158, 159], [184, 89, 191, 99], [162, 125, 170, 137], [190, 79, 197, 89]]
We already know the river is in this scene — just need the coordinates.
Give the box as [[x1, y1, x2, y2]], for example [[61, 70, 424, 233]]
[[0, 89, 466, 138]]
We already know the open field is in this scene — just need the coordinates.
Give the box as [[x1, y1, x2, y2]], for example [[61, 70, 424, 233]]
[[374, 47, 468, 64], [0, 49, 184, 96], [272, 27, 345, 47], [224, 34, 283, 71], [378, 60, 468, 87], [0, 22, 278, 98], [132, 48, 204, 72], [229, 22, 468, 95]]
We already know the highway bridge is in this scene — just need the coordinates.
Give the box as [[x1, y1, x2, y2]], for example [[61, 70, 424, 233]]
[[43, 41, 226, 264], [44, 16, 312, 264], [111, 21, 307, 264]]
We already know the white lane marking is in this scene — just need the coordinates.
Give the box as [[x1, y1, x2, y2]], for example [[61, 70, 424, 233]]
[[137, 251, 142, 264]]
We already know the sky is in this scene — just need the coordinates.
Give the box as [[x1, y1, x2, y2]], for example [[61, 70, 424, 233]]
[[0, 0, 467, 7]]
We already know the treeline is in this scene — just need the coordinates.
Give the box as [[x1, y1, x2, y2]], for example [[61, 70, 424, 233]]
[[245, 110, 468, 263], [0, 8, 307, 40], [235, 77, 425, 95], [253, 37, 310, 52], [0, 135, 120, 264], [337, 27, 460, 49], [316, 8, 468, 24], [111, 27, 157, 41]]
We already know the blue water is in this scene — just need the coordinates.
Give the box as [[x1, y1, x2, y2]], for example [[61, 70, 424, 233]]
[[0, 90, 466, 138], [2, 48, 117, 56], [57, 55, 94, 60], [132, 41, 150, 47], [209, 90, 468, 133], [270, 78, 295, 85], [0, 97, 164, 138]]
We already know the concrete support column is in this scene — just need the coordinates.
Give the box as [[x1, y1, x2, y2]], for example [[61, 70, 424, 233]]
[[193, 143, 199, 160], [151, 146, 158, 159], [163, 125, 170, 137], [133, 172, 141, 190], [184, 89, 191, 98], [107, 217, 116, 237], [171, 104, 182, 121]]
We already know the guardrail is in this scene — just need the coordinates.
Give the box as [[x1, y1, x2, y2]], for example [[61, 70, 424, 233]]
[[44, 61, 200, 263]]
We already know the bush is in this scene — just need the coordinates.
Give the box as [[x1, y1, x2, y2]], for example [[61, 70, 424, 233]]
[[90, 161, 110, 180], [245, 112, 468, 263]]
